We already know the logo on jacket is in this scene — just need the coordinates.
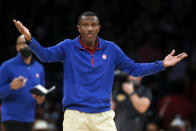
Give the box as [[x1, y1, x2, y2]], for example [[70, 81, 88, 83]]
[[36, 73, 40, 78], [102, 54, 107, 60], [116, 94, 126, 102]]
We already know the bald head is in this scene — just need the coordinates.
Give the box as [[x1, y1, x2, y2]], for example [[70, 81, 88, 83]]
[[16, 35, 32, 59], [16, 35, 26, 45]]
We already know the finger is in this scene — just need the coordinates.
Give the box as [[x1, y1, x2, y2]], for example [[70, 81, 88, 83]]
[[18, 75, 24, 78], [176, 53, 187, 58], [17, 21, 24, 29], [178, 53, 188, 60], [13, 20, 23, 33], [17, 76, 24, 81], [14, 20, 21, 27], [19, 75, 25, 79], [175, 55, 187, 64], [13, 19, 17, 23], [170, 49, 175, 56], [13, 19, 18, 25], [176, 53, 184, 58], [17, 76, 27, 84], [13, 20, 20, 29], [16, 21, 30, 38], [23, 78, 27, 84], [15, 20, 24, 29], [16, 21, 25, 33]]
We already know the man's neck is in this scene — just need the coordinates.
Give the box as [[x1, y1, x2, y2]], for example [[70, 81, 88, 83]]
[[81, 37, 96, 50]]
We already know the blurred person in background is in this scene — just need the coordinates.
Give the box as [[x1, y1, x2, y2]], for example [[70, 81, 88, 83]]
[[0, 35, 45, 131], [168, 115, 187, 131], [112, 71, 152, 131], [13, 11, 187, 131], [157, 81, 194, 130]]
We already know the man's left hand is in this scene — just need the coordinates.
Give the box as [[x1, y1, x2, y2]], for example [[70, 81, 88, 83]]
[[163, 49, 188, 68]]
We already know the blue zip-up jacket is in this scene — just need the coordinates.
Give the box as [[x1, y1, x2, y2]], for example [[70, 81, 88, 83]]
[[28, 36, 164, 113], [0, 54, 45, 122]]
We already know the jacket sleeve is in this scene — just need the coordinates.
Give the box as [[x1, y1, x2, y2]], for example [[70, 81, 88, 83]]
[[0, 63, 14, 99], [114, 44, 165, 77], [28, 37, 67, 63]]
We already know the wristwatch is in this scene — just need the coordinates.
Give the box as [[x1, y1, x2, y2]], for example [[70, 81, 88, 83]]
[[25, 38, 32, 44]]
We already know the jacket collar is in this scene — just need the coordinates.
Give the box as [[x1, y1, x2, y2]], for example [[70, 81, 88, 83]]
[[16, 53, 34, 65], [75, 35, 106, 49]]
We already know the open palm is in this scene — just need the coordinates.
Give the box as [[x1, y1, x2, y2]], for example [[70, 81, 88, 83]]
[[13, 19, 32, 41], [163, 50, 188, 67]]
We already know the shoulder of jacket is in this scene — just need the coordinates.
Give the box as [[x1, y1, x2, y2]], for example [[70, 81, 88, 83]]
[[100, 39, 117, 48], [61, 38, 76, 47], [0, 57, 16, 69]]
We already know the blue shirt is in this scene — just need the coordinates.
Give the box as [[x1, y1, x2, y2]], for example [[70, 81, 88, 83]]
[[0, 54, 45, 122], [28, 36, 164, 113]]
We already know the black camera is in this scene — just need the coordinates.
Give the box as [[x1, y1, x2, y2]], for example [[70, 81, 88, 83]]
[[113, 70, 131, 94], [114, 70, 130, 83]]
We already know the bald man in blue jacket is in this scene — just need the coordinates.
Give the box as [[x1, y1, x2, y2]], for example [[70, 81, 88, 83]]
[[0, 35, 45, 131]]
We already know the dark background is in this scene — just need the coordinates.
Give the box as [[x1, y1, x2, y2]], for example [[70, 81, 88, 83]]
[[0, 0, 196, 130]]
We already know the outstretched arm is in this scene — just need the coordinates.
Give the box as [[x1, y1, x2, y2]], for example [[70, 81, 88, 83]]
[[130, 49, 188, 76], [114, 44, 188, 77], [13, 20, 65, 62]]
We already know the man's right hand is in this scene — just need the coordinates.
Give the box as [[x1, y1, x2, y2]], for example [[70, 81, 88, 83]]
[[13, 19, 32, 41], [10, 76, 27, 90]]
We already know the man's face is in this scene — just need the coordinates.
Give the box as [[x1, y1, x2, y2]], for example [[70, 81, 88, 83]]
[[16, 35, 32, 58], [77, 16, 100, 43]]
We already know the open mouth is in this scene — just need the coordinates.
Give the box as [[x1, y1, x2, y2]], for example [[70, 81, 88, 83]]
[[87, 34, 93, 38]]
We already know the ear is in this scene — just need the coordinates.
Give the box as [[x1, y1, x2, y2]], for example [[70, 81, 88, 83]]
[[77, 25, 80, 33], [16, 45, 20, 52]]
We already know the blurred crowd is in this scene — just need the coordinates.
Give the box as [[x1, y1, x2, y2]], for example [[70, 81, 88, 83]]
[[0, 0, 196, 130]]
